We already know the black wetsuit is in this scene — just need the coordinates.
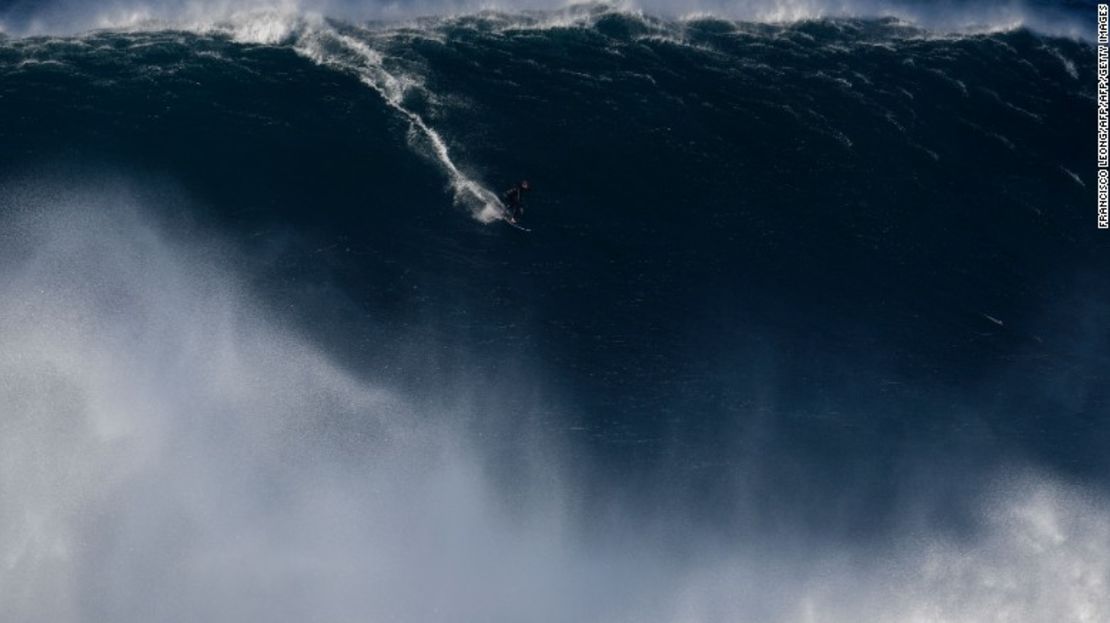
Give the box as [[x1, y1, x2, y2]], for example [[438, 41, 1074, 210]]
[[503, 185, 526, 220]]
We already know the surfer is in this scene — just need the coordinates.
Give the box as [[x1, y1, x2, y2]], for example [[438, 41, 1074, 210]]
[[502, 180, 531, 223]]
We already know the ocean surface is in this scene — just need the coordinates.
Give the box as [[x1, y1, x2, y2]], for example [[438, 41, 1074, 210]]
[[1, 1, 1107, 621]]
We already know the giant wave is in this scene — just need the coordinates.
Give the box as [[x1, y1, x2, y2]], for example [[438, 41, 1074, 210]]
[[0, 2, 1107, 622]]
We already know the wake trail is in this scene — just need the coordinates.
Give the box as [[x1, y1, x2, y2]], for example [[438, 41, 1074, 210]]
[[294, 26, 505, 224]]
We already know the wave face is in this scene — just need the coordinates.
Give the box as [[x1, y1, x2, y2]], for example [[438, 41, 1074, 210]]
[[1, 7, 1107, 623]]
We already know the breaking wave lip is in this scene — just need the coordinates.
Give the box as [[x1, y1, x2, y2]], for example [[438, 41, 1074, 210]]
[[1, 179, 1108, 622], [0, 0, 1094, 40]]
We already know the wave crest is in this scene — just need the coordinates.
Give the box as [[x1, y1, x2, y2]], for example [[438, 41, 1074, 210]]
[[0, 0, 1092, 40]]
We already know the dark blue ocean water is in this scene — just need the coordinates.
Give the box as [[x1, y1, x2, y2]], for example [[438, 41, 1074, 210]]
[[1, 5, 1107, 621]]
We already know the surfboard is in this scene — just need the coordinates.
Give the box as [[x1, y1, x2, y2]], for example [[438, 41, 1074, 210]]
[[503, 217, 531, 232]]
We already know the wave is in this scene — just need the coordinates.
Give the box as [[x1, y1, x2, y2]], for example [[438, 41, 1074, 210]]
[[2, 4, 1090, 231], [0, 2, 1104, 620]]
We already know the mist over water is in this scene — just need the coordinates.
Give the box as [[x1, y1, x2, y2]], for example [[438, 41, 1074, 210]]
[[0, 179, 1107, 622]]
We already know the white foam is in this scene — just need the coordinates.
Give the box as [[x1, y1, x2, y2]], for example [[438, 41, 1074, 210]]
[[657, 475, 1110, 623], [0, 0, 1091, 40], [1061, 166, 1084, 187], [293, 25, 506, 221], [1045, 44, 1079, 80]]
